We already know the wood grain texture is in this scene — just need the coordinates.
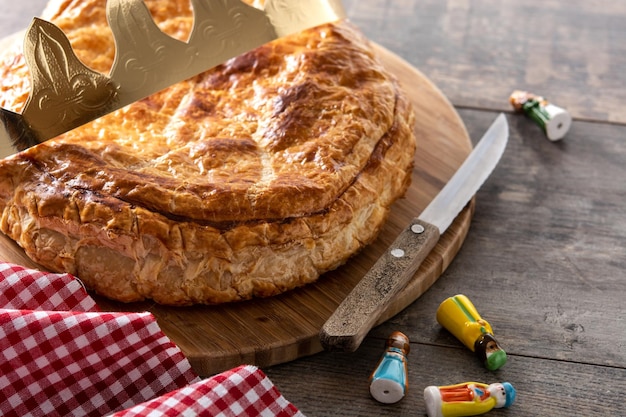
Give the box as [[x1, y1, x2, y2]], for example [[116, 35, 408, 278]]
[[0, 39, 474, 376], [265, 338, 626, 416], [343, 0, 626, 124]]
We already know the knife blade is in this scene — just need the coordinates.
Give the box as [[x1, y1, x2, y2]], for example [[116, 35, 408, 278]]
[[319, 113, 509, 352], [0, 0, 345, 154]]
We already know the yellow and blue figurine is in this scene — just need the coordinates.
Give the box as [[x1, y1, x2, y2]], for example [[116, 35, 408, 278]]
[[369, 331, 410, 404], [424, 381, 516, 417], [436, 294, 507, 371]]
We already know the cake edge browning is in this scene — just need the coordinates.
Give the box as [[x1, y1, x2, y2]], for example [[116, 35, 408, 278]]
[[0, 0, 417, 305], [0, 85, 415, 305]]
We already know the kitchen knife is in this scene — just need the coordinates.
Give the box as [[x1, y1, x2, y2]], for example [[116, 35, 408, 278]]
[[0, 0, 345, 154], [319, 113, 509, 352]]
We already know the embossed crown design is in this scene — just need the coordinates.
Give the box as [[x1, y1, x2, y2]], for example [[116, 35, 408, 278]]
[[0, 0, 345, 151]]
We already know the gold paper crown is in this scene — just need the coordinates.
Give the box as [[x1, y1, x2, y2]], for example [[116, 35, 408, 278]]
[[0, 0, 345, 151]]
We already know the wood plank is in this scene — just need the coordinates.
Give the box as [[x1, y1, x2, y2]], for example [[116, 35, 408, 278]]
[[345, 0, 626, 124], [265, 339, 626, 416]]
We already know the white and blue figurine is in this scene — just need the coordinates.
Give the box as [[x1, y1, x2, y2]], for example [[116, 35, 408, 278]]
[[369, 331, 410, 404]]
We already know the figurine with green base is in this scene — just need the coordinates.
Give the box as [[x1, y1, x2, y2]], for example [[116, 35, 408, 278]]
[[436, 294, 507, 371], [424, 381, 516, 417]]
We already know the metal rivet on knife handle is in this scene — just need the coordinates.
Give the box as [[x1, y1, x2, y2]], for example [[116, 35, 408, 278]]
[[391, 224, 425, 258], [411, 224, 425, 234]]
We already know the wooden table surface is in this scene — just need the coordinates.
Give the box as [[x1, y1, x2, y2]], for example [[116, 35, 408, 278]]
[[1, 1, 625, 416]]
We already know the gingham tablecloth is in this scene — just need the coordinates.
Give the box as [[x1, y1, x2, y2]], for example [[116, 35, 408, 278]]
[[108, 365, 304, 417], [0, 262, 305, 417]]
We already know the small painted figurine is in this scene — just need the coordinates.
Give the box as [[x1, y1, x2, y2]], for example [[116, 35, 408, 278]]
[[436, 294, 507, 370], [369, 331, 410, 404], [509, 90, 571, 141], [424, 381, 516, 417]]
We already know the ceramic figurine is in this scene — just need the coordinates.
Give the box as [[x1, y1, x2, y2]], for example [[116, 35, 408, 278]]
[[436, 294, 507, 370], [369, 331, 410, 404], [424, 381, 516, 417], [509, 90, 572, 141]]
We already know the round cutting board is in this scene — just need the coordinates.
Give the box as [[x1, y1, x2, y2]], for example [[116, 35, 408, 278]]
[[0, 43, 472, 377]]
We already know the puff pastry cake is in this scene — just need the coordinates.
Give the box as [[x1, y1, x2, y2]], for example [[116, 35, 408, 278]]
[[0, 0, 416, 305]]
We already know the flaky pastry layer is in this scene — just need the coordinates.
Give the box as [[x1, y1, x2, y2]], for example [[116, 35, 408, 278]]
[[0, 0, 416, 305]]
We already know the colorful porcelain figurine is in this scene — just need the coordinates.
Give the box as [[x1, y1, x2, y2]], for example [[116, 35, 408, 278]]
[[369, 331, 410, 404], [436, 294, 507, 370], [424, 381, 516, 417], [509, 90, 572, 141]]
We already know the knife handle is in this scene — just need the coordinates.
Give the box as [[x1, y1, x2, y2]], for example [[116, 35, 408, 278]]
[[319, 219, 439, 352]]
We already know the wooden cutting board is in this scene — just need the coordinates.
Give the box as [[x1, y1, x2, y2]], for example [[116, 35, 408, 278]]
[[0, 42, 472, 377]]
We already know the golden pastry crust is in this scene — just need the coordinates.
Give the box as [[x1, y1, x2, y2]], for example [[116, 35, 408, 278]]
[[0, 0, 416, 305]]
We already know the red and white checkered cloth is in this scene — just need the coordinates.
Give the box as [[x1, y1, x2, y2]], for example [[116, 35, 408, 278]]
[[0, 262, 305, 417], [109, 365, 304, 417]]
